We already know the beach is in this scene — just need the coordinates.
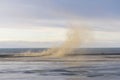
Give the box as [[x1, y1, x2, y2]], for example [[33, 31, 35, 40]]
[[0, 55, 120, 80]]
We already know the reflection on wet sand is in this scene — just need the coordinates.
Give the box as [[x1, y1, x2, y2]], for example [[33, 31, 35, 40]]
[[0, 59, 120, 80]]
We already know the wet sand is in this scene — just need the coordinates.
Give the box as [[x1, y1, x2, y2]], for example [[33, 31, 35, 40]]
[[0, 55, 120, 80]]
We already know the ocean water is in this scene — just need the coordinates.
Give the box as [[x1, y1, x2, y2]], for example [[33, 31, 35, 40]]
[[0, 48, 120, 80], [0, 48, 120, 55]]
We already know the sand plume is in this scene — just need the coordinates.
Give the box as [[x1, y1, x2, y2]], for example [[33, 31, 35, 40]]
[[16, 23, 91, 58]]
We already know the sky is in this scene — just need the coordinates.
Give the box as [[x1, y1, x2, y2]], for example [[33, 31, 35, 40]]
[[0, 0, 120, 48]]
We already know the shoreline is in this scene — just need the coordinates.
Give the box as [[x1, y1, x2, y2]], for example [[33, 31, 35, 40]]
[[0, 55, 120, 62]]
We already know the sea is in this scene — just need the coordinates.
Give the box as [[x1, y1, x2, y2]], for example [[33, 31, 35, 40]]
[[0, 48, 120, 80]]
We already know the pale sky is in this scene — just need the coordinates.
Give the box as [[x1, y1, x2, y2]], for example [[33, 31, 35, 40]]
[[0, 0, 120, 48]]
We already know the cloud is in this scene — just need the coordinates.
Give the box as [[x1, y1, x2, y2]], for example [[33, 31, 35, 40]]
[[0, 41, 61, 48], [94, 31, 120, 41], [0, 0, 120, 31], [0, 27, 67, 42], [0, 0, 120, 47]]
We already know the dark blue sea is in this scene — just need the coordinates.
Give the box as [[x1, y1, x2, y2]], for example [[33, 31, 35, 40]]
[[0, 48, 120, 55]]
